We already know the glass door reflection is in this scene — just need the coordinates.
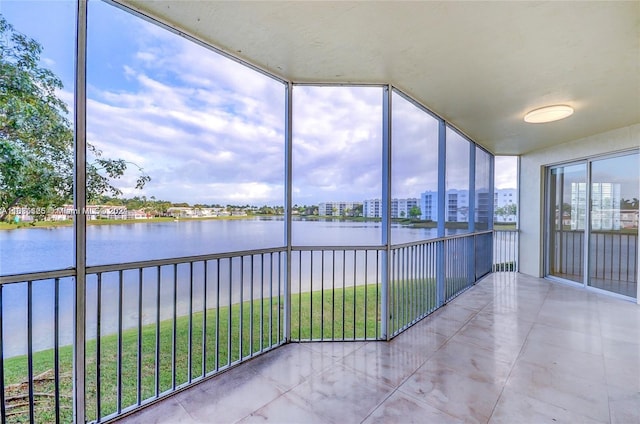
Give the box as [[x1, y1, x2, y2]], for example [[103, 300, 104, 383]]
[[548, 163, 587, 283], [588, 153, 639, 298]]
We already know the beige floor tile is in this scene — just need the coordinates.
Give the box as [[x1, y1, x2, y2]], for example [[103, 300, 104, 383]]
[[506, 359, 610, 422], [301, 340, 368, 360], [363, 390, 464, 424], [238, 393, 331, 424], [527, 322, 603, 356], [118, 397, 195, 424], [339, 340, 427, 387], [490, 386, 605, 424], [604, 354, 640, 392], [399, 366, 503, 423], [608, 386, 640, 424], [176, 366, 283, 423], [247, 343, 334, 391], [424, 338, 513, 385], [280, 363, 395, 423], [517, 339, 607, 384]]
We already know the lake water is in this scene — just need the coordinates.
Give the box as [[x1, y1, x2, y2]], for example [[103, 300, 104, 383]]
[[0, 218, 444, 275], [0, 218, 444, 357]]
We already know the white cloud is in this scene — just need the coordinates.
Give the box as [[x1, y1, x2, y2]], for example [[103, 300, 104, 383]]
[[42, 57, 56, 67], [391, 92, 440, 198], [494, 156, 518, 189], [81, 11, 288, 205], [292, 86, 383, 203], [81, 4, 506, 207]]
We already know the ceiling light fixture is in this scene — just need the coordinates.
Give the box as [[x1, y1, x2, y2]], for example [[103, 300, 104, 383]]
[[524, 104, 574, 123]]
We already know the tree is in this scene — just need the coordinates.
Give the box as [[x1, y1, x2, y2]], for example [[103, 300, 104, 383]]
[[408, 205, 421, 219], [494, 203, 517, 221], [0, 16, 149, 221], [621, 197, 639, 210]]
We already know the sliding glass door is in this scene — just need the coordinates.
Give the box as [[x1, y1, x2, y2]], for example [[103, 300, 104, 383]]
[[548, 163, 587, 283], [546, 151, 639, 299], [588, 153, 638, 297]]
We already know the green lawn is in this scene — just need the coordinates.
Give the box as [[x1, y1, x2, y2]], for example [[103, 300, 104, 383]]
[[3, 282, 382, 423]]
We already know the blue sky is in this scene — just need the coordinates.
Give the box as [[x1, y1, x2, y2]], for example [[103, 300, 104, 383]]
[[2, 0, 517, 206]]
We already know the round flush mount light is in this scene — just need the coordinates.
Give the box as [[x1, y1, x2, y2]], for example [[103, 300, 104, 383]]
[[524, 104, 574, 123]]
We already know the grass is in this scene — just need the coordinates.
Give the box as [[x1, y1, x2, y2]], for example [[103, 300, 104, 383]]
[[493, 223, 517, 230], [3, 282, 381, 423]]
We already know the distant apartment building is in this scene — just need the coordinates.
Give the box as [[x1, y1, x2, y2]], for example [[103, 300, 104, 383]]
[[363, 198, 419, 218], [317, 201, 362, 217], [570, 182, 622, 230], [494, 188, 517, 223], [167, 207, 233, 218], [127, 209, 150, 220], [394, 198, 419, 218], [363, 199, 381, 218], [420, 190, 469, 222], [419, 188, 517, 223]]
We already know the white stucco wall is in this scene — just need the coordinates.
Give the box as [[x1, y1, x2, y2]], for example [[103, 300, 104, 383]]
[[519, 124, 640, 278]]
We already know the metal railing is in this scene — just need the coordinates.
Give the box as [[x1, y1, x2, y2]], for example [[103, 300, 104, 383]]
[[0, 231, 498, 422], [290, 247, 382, 341], [389, 231, 494, 336], [0, 248, 286, 423], [493, 229, 519, 272], [590, 231, 637, 283], [84, 248, 286, 422], [550, 230, 638, 285], [444, 236, 472, 302], [0, 273, 76, 423], [389, 240, 438, 335]]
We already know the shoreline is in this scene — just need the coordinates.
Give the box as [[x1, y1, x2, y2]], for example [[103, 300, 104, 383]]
[[0, 215, 270, 230]]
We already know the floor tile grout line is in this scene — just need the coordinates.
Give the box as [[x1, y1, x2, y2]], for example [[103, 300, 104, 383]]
[[359, 278, 499, 424], [597, 294, 615, 424], [486, 276, 551, 423], [236, 341, 372, 423]]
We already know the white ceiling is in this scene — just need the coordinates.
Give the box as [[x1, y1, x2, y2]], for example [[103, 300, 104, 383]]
[[119, 0, 639, 155]]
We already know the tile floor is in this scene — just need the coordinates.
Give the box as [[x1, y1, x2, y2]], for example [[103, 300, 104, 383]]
[[117, 273, 640, 424]]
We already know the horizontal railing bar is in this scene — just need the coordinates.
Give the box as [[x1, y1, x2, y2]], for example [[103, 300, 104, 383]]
[[293, 231, 494, 252], [292, 245, 385, 252], [390, 239, 440, 250], [0, 268, 75, 285], [391, 230, 494, 250], [85, 246, 287, 274]]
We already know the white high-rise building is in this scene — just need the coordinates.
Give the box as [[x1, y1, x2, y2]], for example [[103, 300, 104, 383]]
[[420, 189, 470, 222], [363, 199, 381, 218], [419, 188, 517, 223], [317, 201, 362, 217], [363, 198, 419, 218], [494, 188, 517, 223], [570, 182, 621, 230]]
